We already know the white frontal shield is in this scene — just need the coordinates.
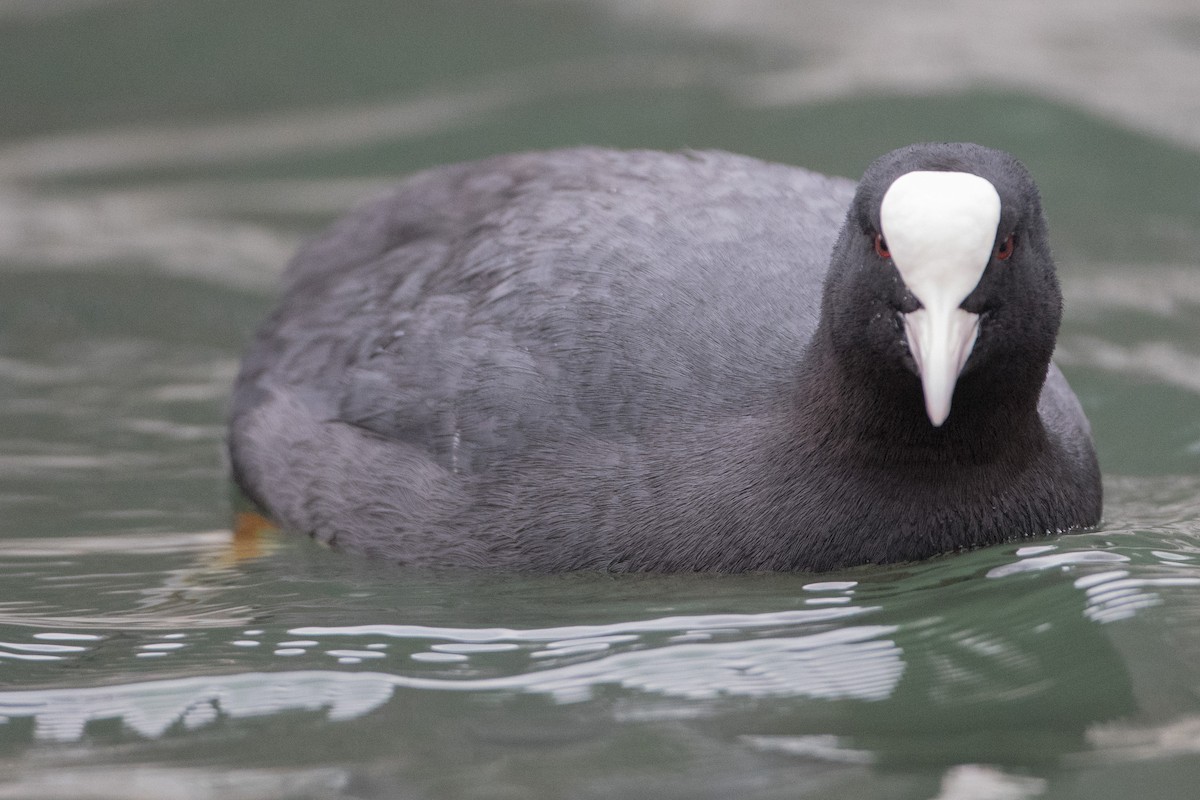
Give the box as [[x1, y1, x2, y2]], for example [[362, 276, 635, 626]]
[[880, 171, 1001, 426]]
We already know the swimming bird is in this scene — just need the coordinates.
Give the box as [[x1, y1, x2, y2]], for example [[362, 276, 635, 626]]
[[228, 143, 1102, 572]]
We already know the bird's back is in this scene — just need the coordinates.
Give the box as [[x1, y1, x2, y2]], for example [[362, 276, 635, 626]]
[[233, 149, 856, 461]]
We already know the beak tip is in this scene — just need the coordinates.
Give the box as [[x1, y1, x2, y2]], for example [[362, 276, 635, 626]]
[[924, 396, 952, 428]]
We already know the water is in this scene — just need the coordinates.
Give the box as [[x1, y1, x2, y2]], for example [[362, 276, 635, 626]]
[[2, 1, 1200, 797]]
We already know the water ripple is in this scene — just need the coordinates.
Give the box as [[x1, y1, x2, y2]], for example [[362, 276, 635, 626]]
[[289, 605, 866, 644], [0, 623, 904, 742], [986, 550, 1130, 579]]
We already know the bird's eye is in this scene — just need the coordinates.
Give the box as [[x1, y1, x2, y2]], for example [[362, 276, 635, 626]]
[[874, 232, 890, 260], [995, 233, 1016, 261]]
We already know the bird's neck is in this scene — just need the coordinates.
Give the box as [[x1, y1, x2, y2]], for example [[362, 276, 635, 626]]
[[796, 323, 1047, 467]]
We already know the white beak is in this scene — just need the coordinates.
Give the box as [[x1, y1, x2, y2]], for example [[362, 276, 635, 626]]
[[880, 170, 1001, 427], [903, 302, 980, 427]]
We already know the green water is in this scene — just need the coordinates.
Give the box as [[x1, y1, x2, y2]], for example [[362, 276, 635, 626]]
[[2, 1, 1200, 797]]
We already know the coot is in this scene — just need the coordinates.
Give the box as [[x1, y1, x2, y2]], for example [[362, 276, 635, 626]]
[[229, 143, 1102, 571]]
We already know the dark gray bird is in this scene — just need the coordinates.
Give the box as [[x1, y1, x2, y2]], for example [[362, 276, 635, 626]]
[[229, 143, 1102, 572]]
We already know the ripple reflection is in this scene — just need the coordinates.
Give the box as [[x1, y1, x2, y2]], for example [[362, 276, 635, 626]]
[[0, 616, 903, 742]]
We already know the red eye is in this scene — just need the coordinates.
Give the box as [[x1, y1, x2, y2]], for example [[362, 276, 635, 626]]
[[995, 233, 1015, 261], [874, 232, 890, 260]]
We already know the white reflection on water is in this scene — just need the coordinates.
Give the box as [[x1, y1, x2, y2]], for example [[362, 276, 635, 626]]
[[0, 57, 715, 182], [0, 633, 101, 662], [741, 734, 875, 765], [929, 764, 1047, 800], [1064, 266, 1200, 319], [1076, 571, 1200, 623], [291, 605, 865, 644], [0, 671, 398, 742], [985, 550, 1130, 578], [0, 641, 87, 654], [988, 546, 1200, 624], [1086, 714, 1200, 763], [0, 188, 296, 289], [0, 531, 259, 633], [0, 621, 903, 742], [1057, 336, 1200, 396], [0, 531, 232, 558], [0, 764, 349, 800], [32, 632, 102, 641], [589, 0, 1200, 152], [0, 55, 716, 290]]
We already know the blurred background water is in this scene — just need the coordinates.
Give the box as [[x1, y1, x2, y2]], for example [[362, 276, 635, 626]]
[[1, 1, 1200, 798]]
